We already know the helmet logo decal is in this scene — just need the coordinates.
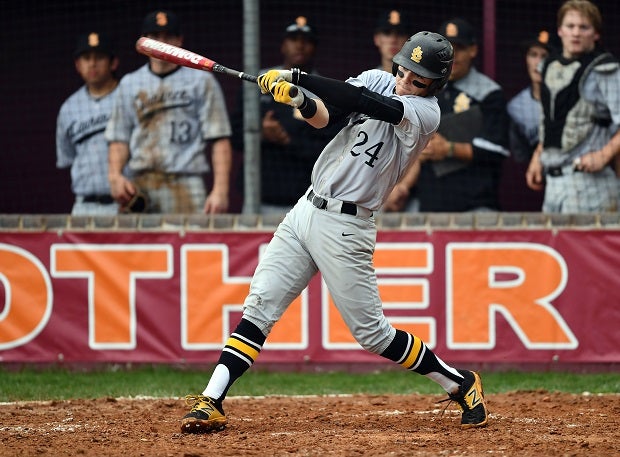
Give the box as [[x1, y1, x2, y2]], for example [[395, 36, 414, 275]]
[[453, 92, 472, 113], [88, 33, 100, 47], [410, 46, 423, 63], [156, 12, 168, 27]]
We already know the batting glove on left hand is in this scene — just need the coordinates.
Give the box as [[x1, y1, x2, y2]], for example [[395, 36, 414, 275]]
[[257, 68, 305, 94], [270, 80, 305, 108]]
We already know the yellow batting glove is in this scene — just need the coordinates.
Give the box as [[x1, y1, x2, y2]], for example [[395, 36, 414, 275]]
[[257, 70, 292, 94], [270, 80, 305, 107]]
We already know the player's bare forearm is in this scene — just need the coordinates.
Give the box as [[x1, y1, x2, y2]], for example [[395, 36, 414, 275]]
[[525, 144, 544, 191], [383, 183, 409, 212], [399, 160, 421, 189], [603, 130, 620, 170], [384, 161, 420, 212], [205, 138, 232, 213], [108, 142, 129, 176], [108, 142, 135, 203], [422, 134, 473, 162], [304, 98, 329, 129], [451, 141, 473, 161], [573, 130, 620, 173]]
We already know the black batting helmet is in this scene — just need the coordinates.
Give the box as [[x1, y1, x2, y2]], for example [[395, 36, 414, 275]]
[[392, 31, 454, 95]]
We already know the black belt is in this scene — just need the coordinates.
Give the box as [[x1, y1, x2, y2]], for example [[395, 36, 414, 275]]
[[307, 190, 360, 216], [82, 194, 115, 204], [546, 165, 582, 177], [546, 166, 565, 177]]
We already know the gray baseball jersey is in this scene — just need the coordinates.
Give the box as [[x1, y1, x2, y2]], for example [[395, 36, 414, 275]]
[[105, 64, 231, 174], [507, 86, 542, 163], [56, 85, 118, 196], [311, 70, 440, 211], [242, 69, 440, 354]]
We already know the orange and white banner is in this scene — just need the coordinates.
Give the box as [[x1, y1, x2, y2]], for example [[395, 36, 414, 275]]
[[0, 230, 618, 364]]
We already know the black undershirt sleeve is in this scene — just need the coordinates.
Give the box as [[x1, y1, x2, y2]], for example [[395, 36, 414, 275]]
[[297, 73, 404, 125]]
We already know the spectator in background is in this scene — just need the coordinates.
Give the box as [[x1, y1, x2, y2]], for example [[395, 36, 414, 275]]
[[388, 17, 509, 212], [56, 32, 121, 215], [106, 10, 233, 214], [373, 9, 412, 73], [230, 16, 342, 214], [526, 0, 620, 213], [498, 30, 552, 211], [507, 31, 552, 164]]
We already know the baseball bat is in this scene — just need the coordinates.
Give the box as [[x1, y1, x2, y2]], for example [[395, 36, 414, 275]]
[[135, 37, 298, 97], [136, 37, 257, 82]]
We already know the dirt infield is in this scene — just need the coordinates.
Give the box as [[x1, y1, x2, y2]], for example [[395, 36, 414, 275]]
[[1, 392, 618, 456]]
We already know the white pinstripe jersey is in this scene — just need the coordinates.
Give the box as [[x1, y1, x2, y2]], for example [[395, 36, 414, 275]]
[[105, 64, 231, 174], [311, 70, 441, 211], [56, 85, 118, 195]]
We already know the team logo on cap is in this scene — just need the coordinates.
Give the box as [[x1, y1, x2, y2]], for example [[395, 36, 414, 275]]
[[388, 10, 402, 25], [446, 23, 458, 38], [410, 46, 423, 63], [156, 12, 168, 26], [538, 30, 549, 44], [88, 33, 100, 47]]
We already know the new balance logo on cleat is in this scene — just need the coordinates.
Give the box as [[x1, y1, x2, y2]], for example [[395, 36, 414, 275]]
[[446, 370, 489, 429], [181, 395, 228, 433], [465, 385, 482, 408]]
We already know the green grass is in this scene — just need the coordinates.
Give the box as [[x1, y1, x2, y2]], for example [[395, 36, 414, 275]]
[[0, 365, 618, 402]]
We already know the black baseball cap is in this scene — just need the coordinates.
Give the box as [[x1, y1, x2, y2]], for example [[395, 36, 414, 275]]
[[283, 16, 317, 44], [74, 32, 115, 58], [141, 10, 181, 36], [438, 17, 477, 46], [375, 9, 412, 35]]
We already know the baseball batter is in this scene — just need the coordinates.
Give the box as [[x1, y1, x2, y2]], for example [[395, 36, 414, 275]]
[[181, 32, 488, 432], [56, 32, 121, 215]]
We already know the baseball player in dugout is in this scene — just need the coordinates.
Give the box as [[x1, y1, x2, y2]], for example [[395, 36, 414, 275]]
[[507, 31, 552, 165], [105, 10, 233, 214], [526, 0, 620, 213], [499, 30, 552, 212], [231, 16, 343, 214], [56, 32, 121, 215], [386, 17, 510, 213], [373, 9, 413, 73], [181, 32, 488, 433]]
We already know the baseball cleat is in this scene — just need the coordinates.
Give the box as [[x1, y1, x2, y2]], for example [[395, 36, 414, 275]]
[[180, 395, 227, 433], [446, 370, 488, 428]]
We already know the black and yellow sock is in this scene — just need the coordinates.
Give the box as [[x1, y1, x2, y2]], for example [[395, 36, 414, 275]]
[[206, 318, 266, 403], [381, 329, 463, 383]]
